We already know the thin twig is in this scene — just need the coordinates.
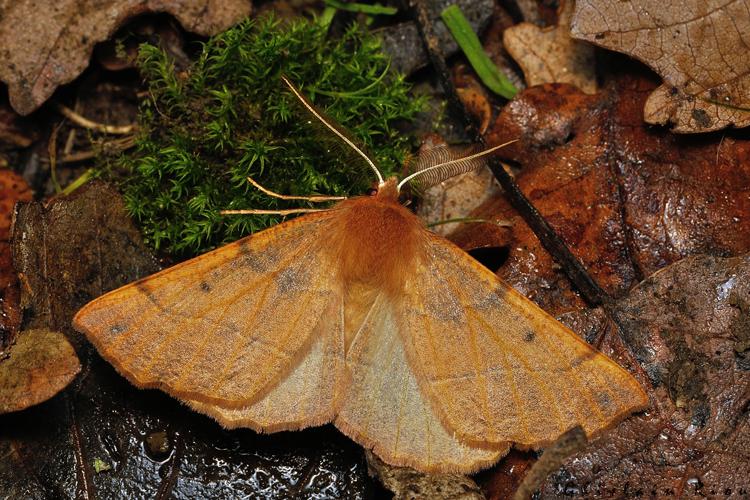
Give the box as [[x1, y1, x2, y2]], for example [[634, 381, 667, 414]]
[[408, 0, 611, 308], [55, 103, 136, 135], [59, 135, 137, 164], [48, 122, 63, 193]]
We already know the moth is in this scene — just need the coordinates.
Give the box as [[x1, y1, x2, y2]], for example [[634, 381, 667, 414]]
[[73, 77, 648, 473]]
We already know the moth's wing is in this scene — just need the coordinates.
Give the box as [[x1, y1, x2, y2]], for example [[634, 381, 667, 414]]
[[185, 292, 344, 432], [402, 234, 649, 448], [73, 211, 342, 409], [335, 293, 506, 473]]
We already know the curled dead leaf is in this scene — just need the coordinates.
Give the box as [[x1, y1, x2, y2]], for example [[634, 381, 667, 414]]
[[0, 328, 80, 413]]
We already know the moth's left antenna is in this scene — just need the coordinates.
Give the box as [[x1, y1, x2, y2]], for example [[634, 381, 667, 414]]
[[397, 139, 517, 191], [281, 76, 384, 186]]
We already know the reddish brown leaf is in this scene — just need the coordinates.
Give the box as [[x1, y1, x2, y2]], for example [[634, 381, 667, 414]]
[[0, 328, 80, 413], [0, 0, 251, 116], [460, 83, 638, 314], [572, 0, 750, 133], [461, 70, 750, 316]]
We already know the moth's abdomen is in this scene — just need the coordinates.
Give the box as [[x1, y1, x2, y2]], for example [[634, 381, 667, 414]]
[[330, 194, 426, 296]]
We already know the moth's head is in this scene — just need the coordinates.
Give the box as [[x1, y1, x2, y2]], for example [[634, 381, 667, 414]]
[[370, 177, 400, 202]]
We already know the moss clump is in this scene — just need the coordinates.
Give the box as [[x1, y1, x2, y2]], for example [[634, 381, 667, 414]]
[[113, 16, 423, 257]]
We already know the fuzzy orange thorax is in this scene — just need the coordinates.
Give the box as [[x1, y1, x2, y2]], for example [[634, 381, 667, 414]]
[[328, 178, 426, 297]]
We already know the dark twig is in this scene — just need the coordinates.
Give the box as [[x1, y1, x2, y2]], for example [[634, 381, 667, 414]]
[[407, 0, 612, 308]]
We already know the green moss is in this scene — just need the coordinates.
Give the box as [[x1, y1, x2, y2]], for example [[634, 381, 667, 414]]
[[110, 16, 424, 257]]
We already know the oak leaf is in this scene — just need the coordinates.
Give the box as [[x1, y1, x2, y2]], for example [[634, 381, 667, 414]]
[[571, 0, 750, 133], [0, 0, 251, 116]]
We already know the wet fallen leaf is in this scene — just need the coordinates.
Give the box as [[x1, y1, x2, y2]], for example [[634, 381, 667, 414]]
[[0, 328, 80, 413], [504, 0, 597, 94], [540, 254, 750, 497], [463, 83, 638, 314], [1, 181, 383, 497], [572, 0, 750, 133], [0, 169, 32, 353], [0, 0, 251, 116], [366, 450, 484, 500]]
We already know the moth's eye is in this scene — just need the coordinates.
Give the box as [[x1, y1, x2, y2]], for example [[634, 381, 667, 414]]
[[366, 188, 378, 196]]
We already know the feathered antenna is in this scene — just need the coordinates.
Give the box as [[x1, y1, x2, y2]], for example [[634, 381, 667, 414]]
[[281, 76, 384, 186], [397, 139, 517, 191]]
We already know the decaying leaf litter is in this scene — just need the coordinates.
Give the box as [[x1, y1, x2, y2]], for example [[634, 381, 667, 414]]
[[1, 0, 749, 498]]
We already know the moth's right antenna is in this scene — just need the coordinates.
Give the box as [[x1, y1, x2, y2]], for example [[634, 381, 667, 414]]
[[281, 76, 385, 186]]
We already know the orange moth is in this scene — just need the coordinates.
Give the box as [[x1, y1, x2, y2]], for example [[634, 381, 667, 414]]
[[73, 77, 648, 473]]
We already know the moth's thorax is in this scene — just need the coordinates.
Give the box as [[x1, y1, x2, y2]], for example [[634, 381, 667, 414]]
[[330, 179, 425, 296]]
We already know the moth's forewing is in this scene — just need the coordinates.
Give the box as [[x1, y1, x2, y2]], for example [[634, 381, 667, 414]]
[[399, 233, 649, 448], [73, 212, 342, 409]]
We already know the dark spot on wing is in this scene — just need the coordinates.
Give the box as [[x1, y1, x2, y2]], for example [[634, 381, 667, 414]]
[[570, 349, 597, 368], [597, 392, 611, 408], [524, 330, 535, 342], [276, 265, 311, 295], [200, 281, 211, 293], [234, 244, 282, 273], [421, 271, 465, 323], [110, 324, 126, 335], [135, 281, 151, 294]]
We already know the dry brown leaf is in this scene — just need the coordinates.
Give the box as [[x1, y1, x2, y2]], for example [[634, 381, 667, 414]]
[[540, 254, 750, 497], [365, 450, 485, 500], [0, 0, 251, 116], [0, 328, 80, 413], [571, 0, 750, 133], [11, 181, 159, 346], [504, 0, 597, 94]]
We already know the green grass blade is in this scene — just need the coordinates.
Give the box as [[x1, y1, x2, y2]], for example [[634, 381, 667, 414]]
[[324, 0, 398, 15], [441, 4, 517, 99]]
